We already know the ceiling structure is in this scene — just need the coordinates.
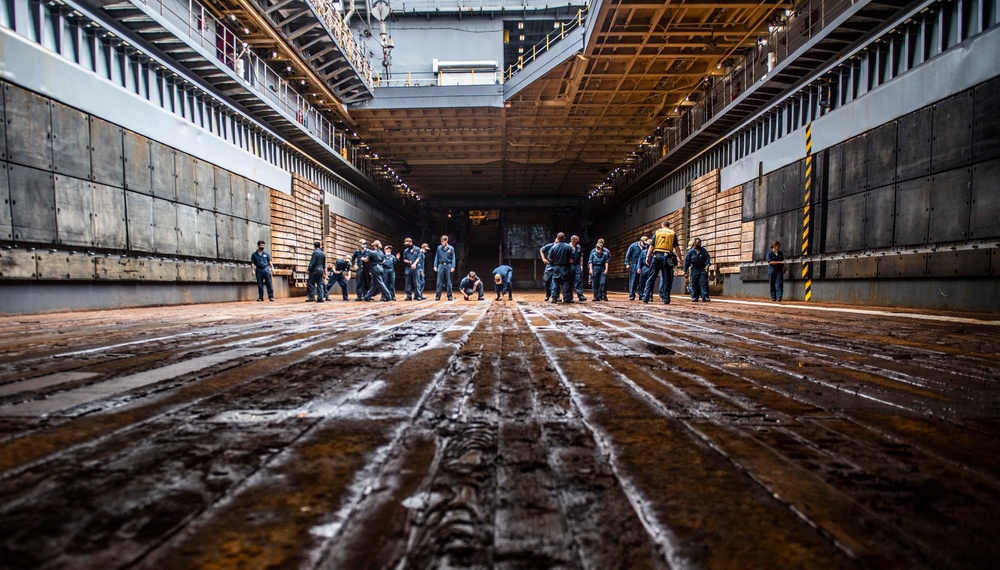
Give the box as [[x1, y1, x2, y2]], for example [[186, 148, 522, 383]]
[[348, 0, 788, 204]]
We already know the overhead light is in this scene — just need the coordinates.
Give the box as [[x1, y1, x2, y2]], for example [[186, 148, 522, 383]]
[[519, 34, 525, 42], [517, 21, 524, 30], [554, 22, 560, 29], [518, 47, 523, 54], [243, 27, 250, 34], [270, 51, 277, 58]]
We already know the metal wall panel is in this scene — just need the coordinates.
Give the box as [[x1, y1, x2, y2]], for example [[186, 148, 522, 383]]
[[215, 168, 233, 215], [215, 214, 233, 259], [866, 122, 897, 189], [928, 167, 972, 243], [3, 83, 52, 170], [894, 177, 930, 246], [178, 261, 209, 282], [824, 197, 843, 253], [150, 141, 176, 201], [819, 259, 840, 279], [0, 86, 6, 161], [740, 265, 768, 281], [89, 117, 124, 188], [260, 187, 271, 226], [51, 102, 91, 180], [207, 262, 225, 282], [781, 161, 803, 214], [147, 260, 178, 281], [970, 157, 1000, 239], [95, 256, 144, 280], [176, 203, 198, 256], [973, 76, 1000, 162], [741, 178, 756, 222], [993, 248, 1000, 277], [231, 218, 248, 261], [753, 218, 769, 262], [813, 203, 826, 254], [196, 208, 218, 258], [36, 252, 95, 280], [753, 175, 768, 219], [194, 159, 215, 210], [0, 249, 37, 278], [254, 222, 271, 248], [125, 191, 153, 252], [879, 253, 927, 279], [54, 174, 93, 247], [813, 149, 827, 203], [765, 168, 783, 216], [896, 107, 932, 182], [230, 175, 248, 220], [842, 256, 878, 279], [123, 131, 151, 195], [152, 198, 178, 255], [827, 143, 845, 200], [249, 183, 263, 223], [842, 134, 867, 197], [864, 184, 895, 249], [92, 183, 127, 250], [787, 209, 804, 255], [931, 91, 974, 173], [8, 164, 56, 244], [927, 250, 991, 277], [840, 192, 867, 251], [174, 151, 195, 206], [0, 163, 11, 241], [246, 182, 262, 223]]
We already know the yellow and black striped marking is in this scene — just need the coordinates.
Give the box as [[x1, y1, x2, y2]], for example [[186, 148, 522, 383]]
[[802, 123, 813, 302]]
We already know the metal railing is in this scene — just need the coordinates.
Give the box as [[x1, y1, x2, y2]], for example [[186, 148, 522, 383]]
[[395, 0, 588, 12], [135, 0, 399, 193], [503, 2, 590, 80], [591, 0, 857, 200], [373, 69, 501, 87], [306, 0, 375, 89]]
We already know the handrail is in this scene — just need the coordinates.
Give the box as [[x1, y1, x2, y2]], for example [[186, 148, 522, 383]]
[[503, 3, 590, 81], [133, 0, 402, 196], [305, 0, 375, 90], [373, 69, 501, 87], [591, 0, 857, 202]]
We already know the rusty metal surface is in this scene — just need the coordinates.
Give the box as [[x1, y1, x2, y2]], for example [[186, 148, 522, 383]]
[[0, 294, 998, 569]]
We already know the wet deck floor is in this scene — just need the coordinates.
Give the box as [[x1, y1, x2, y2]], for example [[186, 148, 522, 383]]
[[1, 293, 999, 569]]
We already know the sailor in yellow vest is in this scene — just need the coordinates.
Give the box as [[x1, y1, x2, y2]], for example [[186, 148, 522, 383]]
[[642, 220, 684, 304]]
